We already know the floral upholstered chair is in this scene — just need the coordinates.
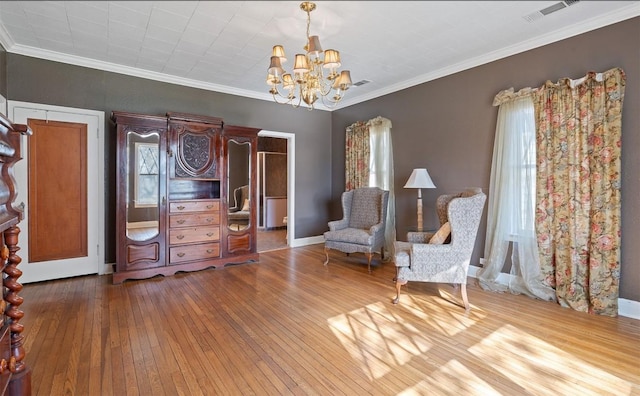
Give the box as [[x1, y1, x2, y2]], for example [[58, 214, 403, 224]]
[[393, 189, 486, 310], [324, 187, 389, 273]]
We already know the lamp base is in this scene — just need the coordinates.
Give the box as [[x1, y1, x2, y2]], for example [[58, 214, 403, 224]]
[[417, 197, 423, 232]]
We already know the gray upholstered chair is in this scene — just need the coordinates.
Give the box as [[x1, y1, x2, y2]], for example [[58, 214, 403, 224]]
[[228, 185, 250, 224], [324, 187, 389, 273], [393, 189, 486, 310]]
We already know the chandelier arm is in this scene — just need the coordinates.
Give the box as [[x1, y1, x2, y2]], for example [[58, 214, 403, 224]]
[[319, 93, 341, 108], [270, 86, 296, 105]]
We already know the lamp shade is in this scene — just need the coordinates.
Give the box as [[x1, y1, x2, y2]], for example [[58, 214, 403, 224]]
[[323, 49, 341, 69], [404, 168, 436, 189], [307, 35, 323, 55], [293, 54, 310, 73], [272, 45, 287, 62], [332, 70, 352, 90]]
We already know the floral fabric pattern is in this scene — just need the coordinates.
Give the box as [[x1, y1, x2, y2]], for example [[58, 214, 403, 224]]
[[345, 121, 369, 190], [533, 68, 625, 316]]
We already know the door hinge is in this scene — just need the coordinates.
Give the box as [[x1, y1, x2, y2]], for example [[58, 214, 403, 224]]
[[97, 244, 100, 256]]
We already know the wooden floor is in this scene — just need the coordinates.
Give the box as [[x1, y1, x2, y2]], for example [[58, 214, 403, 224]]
[[19, 244, 640, 395]]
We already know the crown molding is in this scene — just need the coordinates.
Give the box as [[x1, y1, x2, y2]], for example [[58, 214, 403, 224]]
[[334, 3, 640, 110], [7, 43, 276, 102], [6, 44, 334, 112], [0, 20, 15, 51]]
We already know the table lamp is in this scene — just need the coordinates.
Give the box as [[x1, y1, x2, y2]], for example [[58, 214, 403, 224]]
[[404, 168, 436, 231]]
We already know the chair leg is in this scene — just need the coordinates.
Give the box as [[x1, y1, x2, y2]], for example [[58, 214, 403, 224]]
[[461, 283, 470, 311], [392, 279, 407, 304], [366, 253, 373, 273], [323, 246, 330, 265]]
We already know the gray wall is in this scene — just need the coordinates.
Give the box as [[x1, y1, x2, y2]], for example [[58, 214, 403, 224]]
[[6, 55, 333, 263], [332, 17, 640, 301]]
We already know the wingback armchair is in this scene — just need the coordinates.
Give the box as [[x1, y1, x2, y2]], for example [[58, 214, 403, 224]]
[[393, 189, 486, 309], [324, 187, 389, 273], [228, 185, 250, 224]]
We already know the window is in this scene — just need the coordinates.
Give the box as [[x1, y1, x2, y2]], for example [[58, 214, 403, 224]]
[[508, 101, 536, 240], [134, 142, 159, 207]]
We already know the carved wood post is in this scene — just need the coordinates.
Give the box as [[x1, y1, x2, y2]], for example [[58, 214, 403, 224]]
[[4, 226, 31, 395]]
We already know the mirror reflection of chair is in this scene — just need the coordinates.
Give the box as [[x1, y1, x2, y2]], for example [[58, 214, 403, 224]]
[[323, 187, 389, 273], [393, 189, 486, 310], [228, 185, 250, 230]]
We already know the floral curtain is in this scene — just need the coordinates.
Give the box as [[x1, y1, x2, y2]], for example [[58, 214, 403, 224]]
[[533, 68, 625, 316], [345, 121, 369, 190]]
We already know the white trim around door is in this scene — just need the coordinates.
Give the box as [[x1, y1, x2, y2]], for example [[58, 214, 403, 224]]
[[258, 130, 295, 247], [8, 101, 106, 283]]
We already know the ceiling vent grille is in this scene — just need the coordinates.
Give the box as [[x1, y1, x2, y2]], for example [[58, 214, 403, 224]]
[[523, 1, 580, 23], [353, 80, 371, 87]]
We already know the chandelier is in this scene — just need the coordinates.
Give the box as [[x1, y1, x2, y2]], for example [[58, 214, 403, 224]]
[[267, 2, 352, 110]]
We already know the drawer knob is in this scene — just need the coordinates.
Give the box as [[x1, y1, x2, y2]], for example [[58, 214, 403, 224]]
[[206, 218, 213, 223], [206, 232, 214, 237], [206, 249, 214, 254], [206, 204, 214, 209], [176, 235, 185, 240], [177, 252, 185, 257], [177, 219, 186, 224], [177, 205, 185, 210]]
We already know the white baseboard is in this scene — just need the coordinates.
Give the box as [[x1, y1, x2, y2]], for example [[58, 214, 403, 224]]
[[102, 263, 114, 275], [290, 235, 324, 248], [618, 299, 640, 320], [469, 265, 639, 320]]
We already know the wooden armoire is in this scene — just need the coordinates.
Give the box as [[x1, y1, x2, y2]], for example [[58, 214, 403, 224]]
[[112, 111, 260, 284], [0, 113, 32, 395]]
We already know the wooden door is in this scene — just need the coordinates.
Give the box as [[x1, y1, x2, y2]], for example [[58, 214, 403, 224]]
[[28, 119, 87, 262], [9, 102, 104, 283]]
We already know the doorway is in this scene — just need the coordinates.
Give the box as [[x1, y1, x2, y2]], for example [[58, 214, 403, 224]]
[[8, 101, 105, 283], [257, 130, 295, 252]]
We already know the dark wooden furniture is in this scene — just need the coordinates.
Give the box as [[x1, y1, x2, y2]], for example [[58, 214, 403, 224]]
[[112, 111, 260, 284], [0, 113, 32, 395]]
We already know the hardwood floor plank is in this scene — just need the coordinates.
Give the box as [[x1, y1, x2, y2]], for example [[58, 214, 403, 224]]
[[18, 244, 640, 395]]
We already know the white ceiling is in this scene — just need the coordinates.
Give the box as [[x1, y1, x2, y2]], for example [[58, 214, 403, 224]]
[[0, 1, 638, 110]]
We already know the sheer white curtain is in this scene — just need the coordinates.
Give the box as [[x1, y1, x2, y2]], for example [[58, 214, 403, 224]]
[[367, 116, 396, 260], [477, 89, 555, 301]]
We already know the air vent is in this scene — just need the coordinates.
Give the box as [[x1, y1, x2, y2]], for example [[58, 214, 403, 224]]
[[523, 12, 543, 23], [523, 1, 580, 22], [353, 80, 371, 87], [540, 2, 566, 16]]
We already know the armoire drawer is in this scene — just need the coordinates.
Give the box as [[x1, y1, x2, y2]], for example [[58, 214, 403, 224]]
[[170, 242, 220, 264], [170, 212, 220, 227], [170, 200, 219, 213], [169, 226, 219, 245]]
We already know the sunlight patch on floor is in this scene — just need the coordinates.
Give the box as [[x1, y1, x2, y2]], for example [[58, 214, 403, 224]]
[[401, 293, 486, 337], [468, 324, 634, 395], [397, 359, 500, 396], [327, 300, 483, 381]]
